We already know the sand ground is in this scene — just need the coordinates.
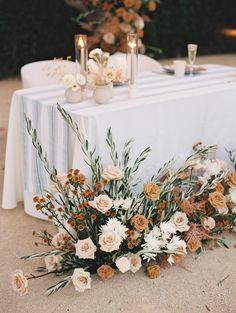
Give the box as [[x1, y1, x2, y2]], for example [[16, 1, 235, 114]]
[[0, 54, 236, 313]]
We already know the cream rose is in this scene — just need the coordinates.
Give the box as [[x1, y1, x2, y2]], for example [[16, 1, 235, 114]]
[[103, 165, 124, 180], [172, 212, 190, 232], [115, 256, 131, 273], [45, 255, 63, 272], [11, 269, 28, 296], [89, 195, 113, 213], [218, 207, 229, 215], [75, 237, 97, 259], [71, 268, 91, 292], [103, 32, 115, 44], [129, 254, 142, 273], [99, 231, 121, 252], [203, 217, 216, 231]]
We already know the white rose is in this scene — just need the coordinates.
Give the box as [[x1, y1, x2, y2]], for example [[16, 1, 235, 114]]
[[11, 269, 28, 296], [71, 268, 91, 292], [232, 207, 236, 214], [115, 256, 131, 273], [228, 188, 236, 204], [63, 74, 76, 88], [45, 255, 63, 272], [203, 217, 216, 231], [89, 194, 113, 214], [134, 17, 144, 29], [129, 254, 142, 273], [76, 74, 86, 86], [172, 212, 190, 232], [103, 32, 115, 44], [103, 165, 124, 180], [87, 59, 99, 74], [89, 48, 103, 59], [75, 237, 97, 259], [218, 207, 229, 215], [99, 231, 121, 252]]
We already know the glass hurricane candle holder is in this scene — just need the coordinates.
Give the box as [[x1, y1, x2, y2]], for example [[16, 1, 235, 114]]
[[75, 34, 88, 76], [127, 33, 138, 97]]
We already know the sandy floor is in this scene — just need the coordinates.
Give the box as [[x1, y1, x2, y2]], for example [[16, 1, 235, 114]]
[[1, 55, 236, 313]]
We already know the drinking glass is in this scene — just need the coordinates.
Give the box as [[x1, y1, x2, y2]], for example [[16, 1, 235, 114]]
[[188, 44, 198, 77]]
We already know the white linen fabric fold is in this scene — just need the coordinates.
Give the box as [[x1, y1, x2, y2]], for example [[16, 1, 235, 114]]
[[2, 64, 236, 218]]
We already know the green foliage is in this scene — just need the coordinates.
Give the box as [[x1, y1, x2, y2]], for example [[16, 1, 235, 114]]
[[0, 0, 236, 78]]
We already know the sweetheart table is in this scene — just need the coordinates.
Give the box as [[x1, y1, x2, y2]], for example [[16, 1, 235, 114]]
[[2, 64, 236, 219]]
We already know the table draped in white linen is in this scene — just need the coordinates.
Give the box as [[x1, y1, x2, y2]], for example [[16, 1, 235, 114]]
[[2, 64, 236, 219]]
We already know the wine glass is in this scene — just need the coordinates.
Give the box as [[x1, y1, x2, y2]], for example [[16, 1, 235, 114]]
[[188, 44, 198, 77]]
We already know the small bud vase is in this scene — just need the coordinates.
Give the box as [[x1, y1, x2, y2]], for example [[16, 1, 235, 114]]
[[93, 83, 113, 104], [65, 88, 82, 103]]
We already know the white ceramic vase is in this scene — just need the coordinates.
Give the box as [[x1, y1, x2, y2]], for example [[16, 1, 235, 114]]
[[65, 88, 82, 103], [93, 83, 113, 104]]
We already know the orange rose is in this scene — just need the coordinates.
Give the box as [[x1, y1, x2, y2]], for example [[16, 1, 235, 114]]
[[173, 254, 185, 265], [144, 182, 160, 201], [215, 183, 224, 193], [123, 0, 135, 8], [122, 11, 133, 23], [97, 265, 115, 281], [147, 264, 161, 279], [226, 171, 236, 187], [137, 29, 144, 37], [131, 214, 149, 232], [180, 199, 192, 215], [187, 239, 201, 253], [208, 191, 227, 209], [148, 0, 157, 11]]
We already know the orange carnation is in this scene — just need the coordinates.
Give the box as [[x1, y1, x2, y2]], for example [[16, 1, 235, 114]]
[[148, 0, 157, 11], [147, 264, 161, 279]]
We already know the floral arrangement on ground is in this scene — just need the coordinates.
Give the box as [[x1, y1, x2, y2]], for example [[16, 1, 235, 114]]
[[11, 104, 236, 296], [65, 0, 160, 54]]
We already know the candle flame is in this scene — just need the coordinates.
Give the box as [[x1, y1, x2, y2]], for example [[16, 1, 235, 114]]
[[128, 41, 136, 49], [78, 37, 85, 47]]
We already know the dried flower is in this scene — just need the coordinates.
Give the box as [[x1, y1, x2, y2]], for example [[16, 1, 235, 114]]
[[131, 214, 149, 232], [147, 264, 161, 279], [97, 265, 115, 280]]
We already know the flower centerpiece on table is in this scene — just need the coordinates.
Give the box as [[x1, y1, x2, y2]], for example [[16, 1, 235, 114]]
[[11, 105, 236, 296], [87, 48, 126, 104], [63, 73, 86, 103]]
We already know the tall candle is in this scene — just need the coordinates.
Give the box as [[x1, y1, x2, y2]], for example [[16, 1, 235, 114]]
[[74, 34, 87, 76], [128, 41, 136, 84]]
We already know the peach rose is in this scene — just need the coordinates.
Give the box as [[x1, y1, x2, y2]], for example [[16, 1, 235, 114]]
[[89, 194, 113, 214], [180, 200, 192, 215], [72, 268, 91, 292], [11, 269, 28, 296], [97, 265, 115, 280], [131, 214, 149, 232], [217, 207, 229, 215], [44, 255, 62, 272], [75, 237, 97, 259], [129, 254, 142, 273], [144, 182, 160, 201], [208, 191, 227, 209], [187, 239, 201, 253], [172, 212, 190, 232], [99, 231, 121, 252], [226, 171, 236, 187], [147, 264, 161, 279], [103, 165, 124, 180], [215, 183, 224, 193]]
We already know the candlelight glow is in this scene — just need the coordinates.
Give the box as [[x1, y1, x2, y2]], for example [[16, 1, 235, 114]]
[[128, 41, 136, 49], [222, 28, 236, 37], [78, 37, 85, 48]]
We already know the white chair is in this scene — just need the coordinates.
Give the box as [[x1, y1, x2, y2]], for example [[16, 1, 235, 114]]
[[109, 52, 162, 73], [21, 60, 76, 88]]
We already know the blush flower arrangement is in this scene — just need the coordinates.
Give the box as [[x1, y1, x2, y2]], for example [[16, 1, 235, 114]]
[[11, 105, 236, 296], [65, 0, 160, 53]]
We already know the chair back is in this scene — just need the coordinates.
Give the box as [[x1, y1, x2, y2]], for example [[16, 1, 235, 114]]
[[21, 60, 76, 88]]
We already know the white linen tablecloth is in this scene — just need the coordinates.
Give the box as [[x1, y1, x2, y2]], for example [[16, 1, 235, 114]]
[[2, 64, 236, 218]]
